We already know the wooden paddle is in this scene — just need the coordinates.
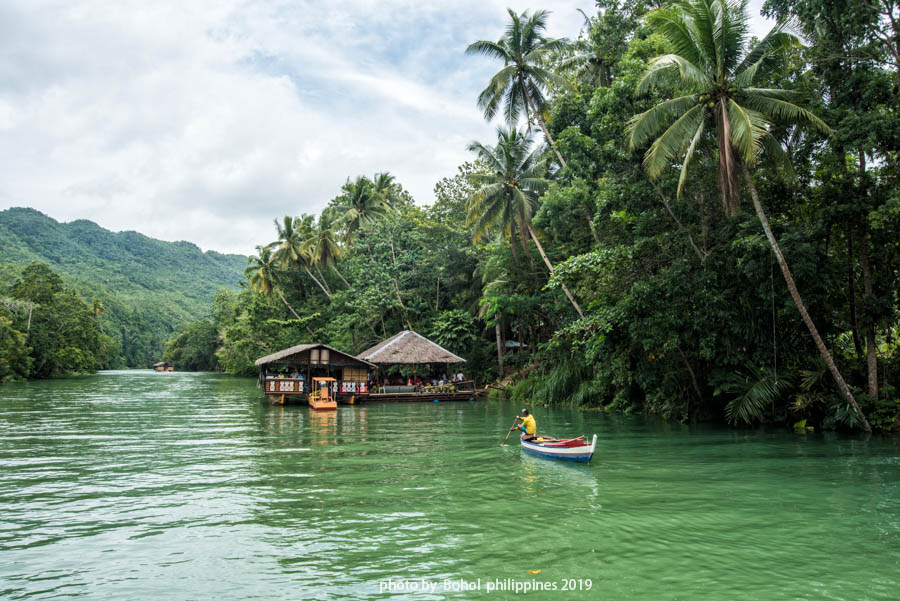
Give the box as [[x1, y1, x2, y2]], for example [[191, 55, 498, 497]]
[[501, 417, 520, 446]]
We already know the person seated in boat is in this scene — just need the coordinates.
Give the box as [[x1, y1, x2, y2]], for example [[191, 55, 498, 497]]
[[511, 409, 537, 441]]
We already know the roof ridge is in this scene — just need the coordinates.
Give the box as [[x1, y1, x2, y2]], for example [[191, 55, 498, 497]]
[[408, 330, 465, 362], [255, 343, 374, 367], [365, 330, 410, 360]]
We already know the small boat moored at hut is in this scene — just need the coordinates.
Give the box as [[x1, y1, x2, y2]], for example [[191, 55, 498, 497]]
[[308, 377, 338, 411], [520, 434, 598, 463]]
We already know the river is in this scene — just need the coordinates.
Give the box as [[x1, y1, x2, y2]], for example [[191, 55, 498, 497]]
[[1, 371, 898, 600]]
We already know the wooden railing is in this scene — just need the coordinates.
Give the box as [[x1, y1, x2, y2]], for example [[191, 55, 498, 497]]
[[338, 380, 370, 395], [265, 378, 371, 396], [264, 378, 305, 395]]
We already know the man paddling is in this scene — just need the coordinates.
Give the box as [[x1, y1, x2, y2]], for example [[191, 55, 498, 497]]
[[511, 408, 537, 441]]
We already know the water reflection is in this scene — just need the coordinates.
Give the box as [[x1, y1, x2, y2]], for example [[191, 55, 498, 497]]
[[0, 373, 898, 601], [309, 409, 337, 445]]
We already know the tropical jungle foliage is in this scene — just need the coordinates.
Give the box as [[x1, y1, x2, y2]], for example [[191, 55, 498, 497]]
[[14, 1, 900, 432], [0, 207, 246, 370], [0, 263, 119, 380]]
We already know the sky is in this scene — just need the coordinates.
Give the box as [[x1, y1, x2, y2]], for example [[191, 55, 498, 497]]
[[0, 0, 773, 255]]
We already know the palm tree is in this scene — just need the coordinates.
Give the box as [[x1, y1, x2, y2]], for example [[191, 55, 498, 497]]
[[338, 176, 393, 244], [626, 0, 871, 431], [245, 245, 304, 320], [467, 9, 571, 168], [303, 211, 350, 289], [372, 171, 401, 208], [467, 127, 584, 319], [272, 215, 331, 298]]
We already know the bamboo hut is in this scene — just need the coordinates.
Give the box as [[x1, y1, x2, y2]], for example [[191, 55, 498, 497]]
[[255, 344, 375, 404], [357, 331, 475, 402], [153, 361, 173, 372]]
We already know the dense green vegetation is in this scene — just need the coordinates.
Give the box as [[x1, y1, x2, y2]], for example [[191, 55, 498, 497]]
[[0, 208, 245, 370], [34, 0, 897, 432], [0, 264, 117, 380]]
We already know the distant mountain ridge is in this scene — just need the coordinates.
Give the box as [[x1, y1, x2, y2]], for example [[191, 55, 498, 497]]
[[0, 207, 247, 366]]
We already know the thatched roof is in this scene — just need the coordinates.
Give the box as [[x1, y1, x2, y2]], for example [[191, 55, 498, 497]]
[[153, 361, 171, 367], [255, 343, 375, 368], [357, 330, 465, 365]]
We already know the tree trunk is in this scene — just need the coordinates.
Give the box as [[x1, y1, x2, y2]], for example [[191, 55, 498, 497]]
[[581, 204, 601, 245], [846, 226, 864, 358], [677, 346, 702, 421], [517, 81, 600, 246], [331, 265, 351, 289], [520, 74, 567, 170], [741, 162, 871, 432], [858, 146, 878, 400], [495, 322, 504, 377], [276, 290, 304, 321], [509, 221, 521, 265], [860, 231, 879, 399], [654, 181, 707, 263], [526, 224, 585, 319], [314, 265, 332, 296], [717, 100, 740, 214], [303, 266, 332, 299]]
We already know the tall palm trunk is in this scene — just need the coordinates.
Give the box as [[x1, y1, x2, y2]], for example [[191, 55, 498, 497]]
[[717, 100, 740, 214], [520, 75, 565, 168], [303, 266, 331, 299], [526, 224, 585, 319], [741, 161, 871, 432], [331, 265, 351, 289], [276, 290, 303, 321], [509, 221, 522, 265], [519, 76, 600, 245], [314, 265, 332, 296]]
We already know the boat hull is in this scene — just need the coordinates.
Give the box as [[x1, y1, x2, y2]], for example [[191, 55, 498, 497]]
[[309, 399, 337, 411], [520, 434, 597, 463]]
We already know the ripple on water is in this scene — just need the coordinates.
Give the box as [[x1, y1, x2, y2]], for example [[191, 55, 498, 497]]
[[0, 372, 898, 600]]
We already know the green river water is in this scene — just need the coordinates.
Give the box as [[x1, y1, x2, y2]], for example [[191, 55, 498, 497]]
[[1, 371, 898, 600]]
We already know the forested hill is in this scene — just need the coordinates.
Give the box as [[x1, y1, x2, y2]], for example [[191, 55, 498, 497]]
[[0, 207, 246, 367]]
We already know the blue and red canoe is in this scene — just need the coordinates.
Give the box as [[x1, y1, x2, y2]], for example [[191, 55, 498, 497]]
[[520, 433, 598, 463]]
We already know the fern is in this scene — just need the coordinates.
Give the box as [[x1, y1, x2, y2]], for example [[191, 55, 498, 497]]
[[717, 365, 791, 425]]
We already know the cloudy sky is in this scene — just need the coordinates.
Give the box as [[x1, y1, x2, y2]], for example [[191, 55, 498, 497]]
[[0, 0, 772, 255]]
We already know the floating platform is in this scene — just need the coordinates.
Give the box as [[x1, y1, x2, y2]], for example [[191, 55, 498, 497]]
[[366, 390, 477, 403]]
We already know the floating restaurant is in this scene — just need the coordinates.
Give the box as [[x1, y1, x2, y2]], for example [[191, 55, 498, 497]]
[[255, 331, 477, 405], [255, 344, 374, 404]]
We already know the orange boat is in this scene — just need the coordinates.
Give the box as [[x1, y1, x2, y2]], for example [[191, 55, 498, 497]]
[[308, 377, 338, 411]]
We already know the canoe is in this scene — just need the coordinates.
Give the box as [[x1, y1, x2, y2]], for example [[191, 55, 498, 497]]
[[520, 433, 597, 463]]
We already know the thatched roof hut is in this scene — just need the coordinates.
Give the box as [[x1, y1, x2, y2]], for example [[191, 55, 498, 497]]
[[357, 330, 465, 365], [255, 344, 374, 369]]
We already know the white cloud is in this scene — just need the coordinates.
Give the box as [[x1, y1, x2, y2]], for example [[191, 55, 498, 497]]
[[0, 0, 774, 255]]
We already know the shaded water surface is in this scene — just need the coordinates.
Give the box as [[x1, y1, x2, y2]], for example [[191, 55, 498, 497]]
[[1, 371, 898, 600]]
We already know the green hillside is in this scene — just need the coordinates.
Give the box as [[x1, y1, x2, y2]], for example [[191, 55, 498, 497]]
[[0, 207, 246, 367]]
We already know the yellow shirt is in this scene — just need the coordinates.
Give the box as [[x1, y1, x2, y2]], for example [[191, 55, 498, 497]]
[[520, 414, 536, 435]]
